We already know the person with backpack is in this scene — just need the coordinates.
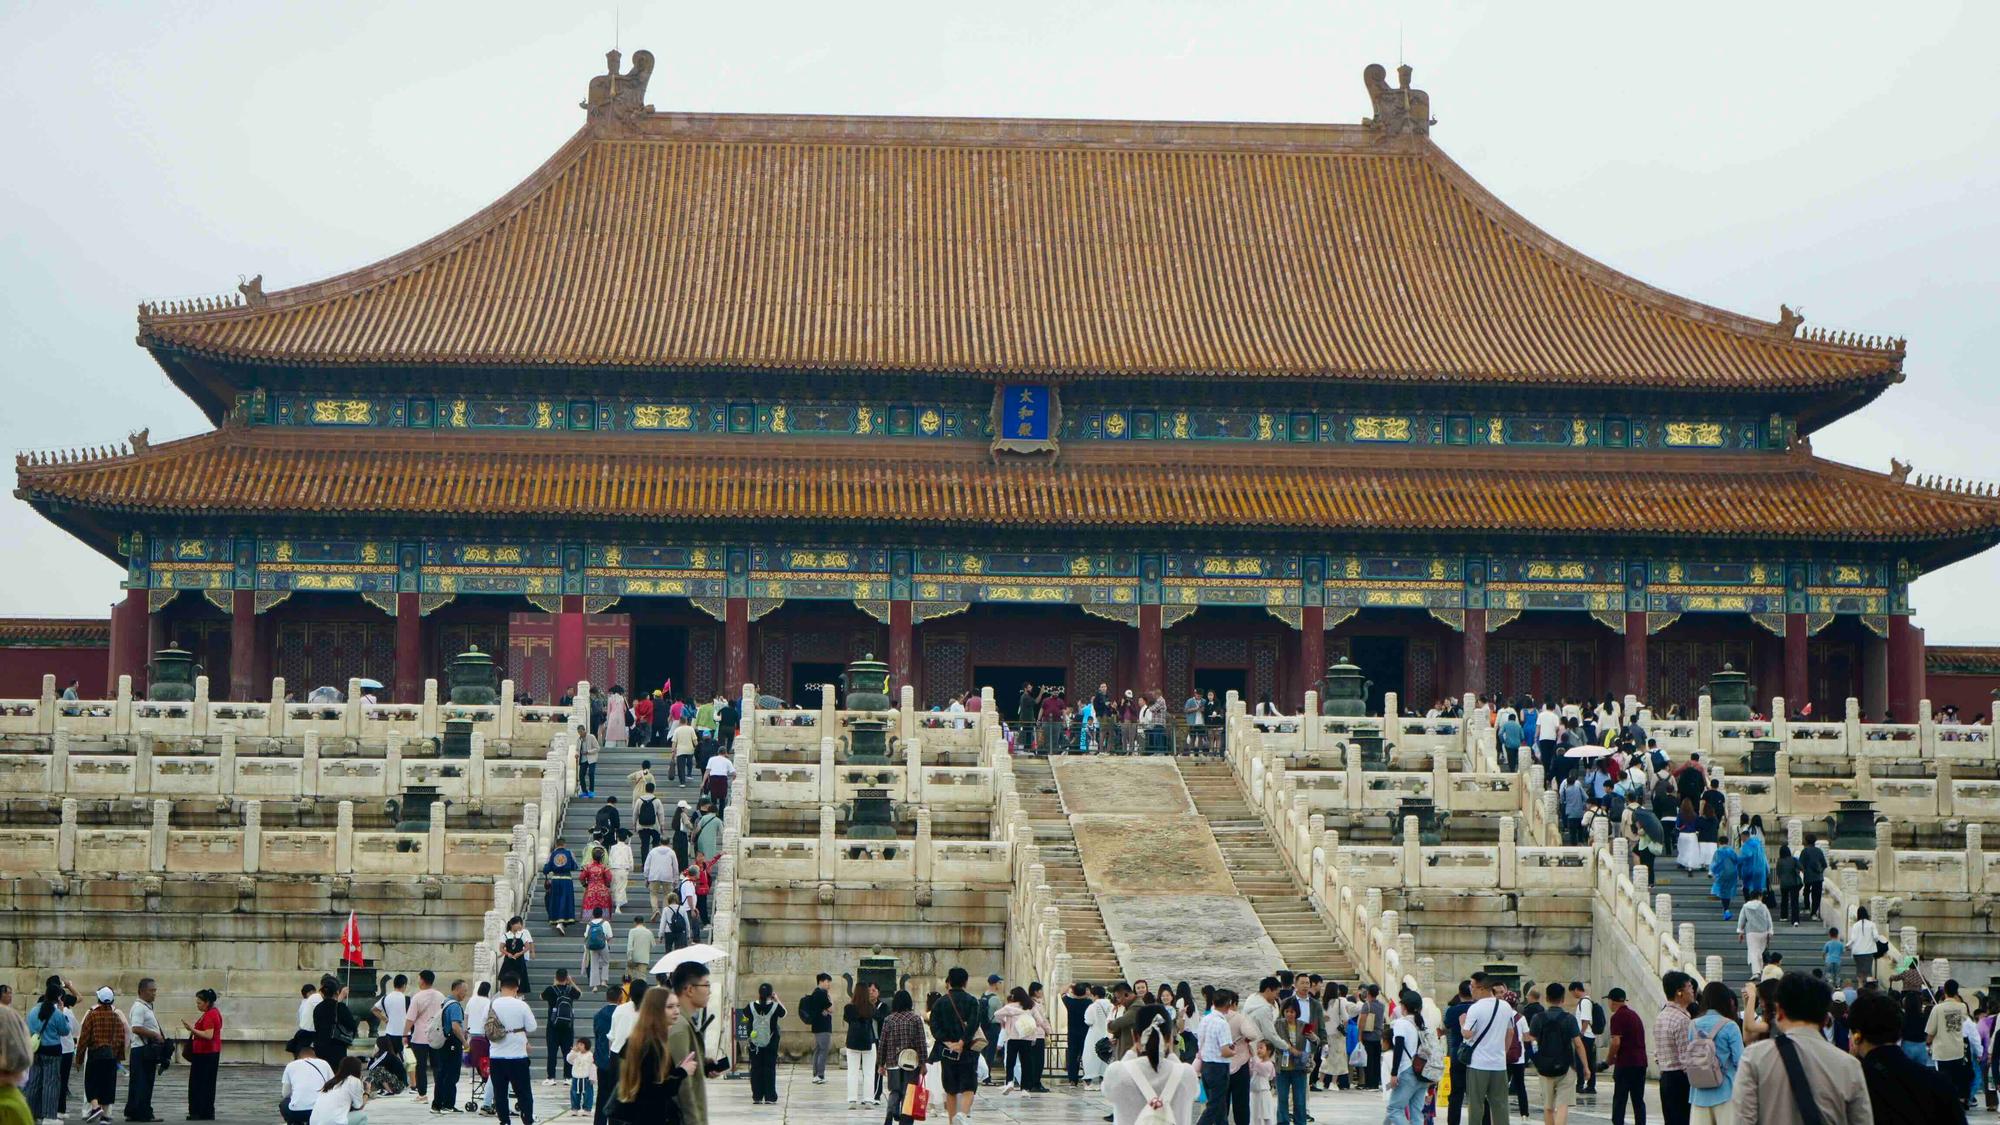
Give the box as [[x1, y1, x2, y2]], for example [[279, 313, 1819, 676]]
[[432, 980, 467, 1115], [1529, 983, 1588, 1125], [1459, 972, 1519, 1125], [485, 976, 539, 1125], [541, 969, 581, 1085], [633, 785, 664, 861], [1685, 981, 1744, 1125], [580, 910, 614, 990], [1572, 982, 1603, 1094], [1385, 987, 1439, 1125], [745, 983, 785, 1105], [798, 974, 835, 1085]]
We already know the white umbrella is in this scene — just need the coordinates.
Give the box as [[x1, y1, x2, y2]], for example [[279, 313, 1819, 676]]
[[1563, 744, 1613, 759], [650, 943, 728, 975], [355, 677, 384, 692]]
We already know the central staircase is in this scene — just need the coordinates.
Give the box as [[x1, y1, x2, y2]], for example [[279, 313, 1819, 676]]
[[1011, 757, 1125, 984], [1177, 758, 1357, 980], [1653, 860, 1835, 981]]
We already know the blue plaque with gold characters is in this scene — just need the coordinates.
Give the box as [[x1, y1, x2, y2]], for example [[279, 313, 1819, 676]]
[[990, 384, 1061, 456]]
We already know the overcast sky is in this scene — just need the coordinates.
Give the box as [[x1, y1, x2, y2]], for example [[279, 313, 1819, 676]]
[[2, 2, 1995, 639]]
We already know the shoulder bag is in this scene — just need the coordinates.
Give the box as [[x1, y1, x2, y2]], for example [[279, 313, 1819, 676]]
[[1453, 1002, 1500, 1068], [1771, 1033, 1827, 1125]]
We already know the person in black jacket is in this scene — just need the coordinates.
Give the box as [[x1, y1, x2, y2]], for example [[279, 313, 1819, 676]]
[[798, 974, 835, 1084], [1061, 982, 1092, 1085], [1849, 989, 1965, 1125], [312, 977, 357, 1063]]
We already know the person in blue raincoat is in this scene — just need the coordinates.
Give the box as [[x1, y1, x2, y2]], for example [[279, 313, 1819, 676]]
[[543, 839, 580, 932], [1709, 837, 1741, 920], [1737, 822, 1769, 900]]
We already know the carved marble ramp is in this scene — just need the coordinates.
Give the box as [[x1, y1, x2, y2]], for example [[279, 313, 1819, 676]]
[[1053, 757, 1283, 991]]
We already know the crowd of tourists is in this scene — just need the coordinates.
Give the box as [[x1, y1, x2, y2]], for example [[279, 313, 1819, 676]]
[[2, 976, 220, 1125]]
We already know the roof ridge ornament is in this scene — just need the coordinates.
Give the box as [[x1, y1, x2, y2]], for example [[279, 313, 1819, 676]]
[[582, 48, 655, 125], [1776, 304, 1804, 337], [1362, 62, 1433, 136]]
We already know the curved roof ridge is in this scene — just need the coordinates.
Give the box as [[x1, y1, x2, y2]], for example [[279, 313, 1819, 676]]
[[1416, 143, 1903, 364]]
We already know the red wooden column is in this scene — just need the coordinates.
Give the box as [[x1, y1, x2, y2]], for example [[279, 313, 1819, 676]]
[[108, 588, 149, 692], [1623, 611, 1649, 700], [1783, 613, 1808, 716], [1887, 614, 1919, 721], [1461, 609, 1487, 700], [394, 592, 423, 703], [228, 590, 257, 701], [1299, 606, 1325, 709], [888, 599, 913, 695], [723, 596, 750, 696], [1137, 604, 1164, 697], [554, 594, 587, 695]]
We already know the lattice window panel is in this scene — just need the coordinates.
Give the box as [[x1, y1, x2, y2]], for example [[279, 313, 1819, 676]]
[[1071, 640, 1116, 699], [758, 634, 788, 700], [1192, 635, 1250, 665], [276, 621, 398, 696], [1652, 640, 1753, 715], [970, 632, 1069, 665], [1407, 638, 1438, 710], [923, 637, 969, 705], [790, 630, 849, 663], [1165, 638, 1191, 702], [688, 626, 718, 700], [1252, 639, 1279, 705], [507, 634, 554, 704], [1807, 641, 1857, 718]]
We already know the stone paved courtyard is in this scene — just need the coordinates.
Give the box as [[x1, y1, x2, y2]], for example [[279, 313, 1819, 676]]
[[140, 1062, 1643, 1125]]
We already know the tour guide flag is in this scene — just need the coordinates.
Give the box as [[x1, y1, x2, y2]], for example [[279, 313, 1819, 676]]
[[341, 911, 365, 965]]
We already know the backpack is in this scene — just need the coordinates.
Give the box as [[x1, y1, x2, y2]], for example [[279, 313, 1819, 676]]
[[585, 921, 608, 952], [1585, 1000, 1606, 1035], [749, 1002, 777, 1049], [1530, 1012, 1572, 1077], [1129, 1063, 1186, 1125], [1412, 1025, 1446, 1084], [665, 909, 689, 949], [637, 799, 658, 827], [1684, 1022, 1726, 1090]]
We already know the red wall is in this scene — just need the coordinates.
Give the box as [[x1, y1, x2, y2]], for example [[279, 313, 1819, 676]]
[[0, 646, 109, 699], [1926, 673, 2000, 722]]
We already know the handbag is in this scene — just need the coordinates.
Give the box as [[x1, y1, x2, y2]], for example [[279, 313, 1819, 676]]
[[902, 1081, 930, 1120], [179, 1038, 195, 1064], [1453, 1002, 1500, 1068], [1875, 940, 1890, 958]]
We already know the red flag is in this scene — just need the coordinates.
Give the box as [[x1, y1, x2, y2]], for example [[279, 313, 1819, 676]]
[[1801, 701, 1813, 717], [340, 911, 365, 966]]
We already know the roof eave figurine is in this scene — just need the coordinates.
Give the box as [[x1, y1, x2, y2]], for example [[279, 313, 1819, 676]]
[[1363, 62, 1434, 136], [582, 48, 655, 124]]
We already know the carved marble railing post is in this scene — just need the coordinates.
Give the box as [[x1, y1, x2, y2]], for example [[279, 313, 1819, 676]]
[[336, 800, 355, 873], [819, 737, 838, 804], [906, 738, 924, 804], [114, 674, 133, 736], [1968, 823, 1985, 894], [302, 732, 322, 798], [1431, 750, 1451, 813], [1302, 692, 1321, 752], [50, 730, 69, 792], [58, 797, 77, 872], [429, 797, 449, 876], [1657, 892, 1674, 935], [192, 675, 211, 737], [1786, 818, 1803, 851], [469, 732, 488, 800], [1844, 698, 1863, 760], [1697, 693, 1714, 756], [1900, 925, 1919, 958], [1855, 745, 1876, 800], [898, 685, 916, 752], [1344, 745, 1363, 808], [149, 799, 170, 871], [818, 805, 837, 882], [819, 684, 837, 739], [132, 731, 155, 796], [1919, 698, 1937, 760], [37, 674, 57, 734], [268, 677, 288, 736], [915, 806, 934, 883], [385, 731, 405, 789], [1936, 757, 1955, 817], [420, 678, 440, 739], [1875, 836, 1897, 890], [1538, 790, 1559, 846], [218, 732, 238, 790], [498, 679, 516, 741], [344, 678, 365, 738], [1497, 817, 1517, 889], [572, 681, 591, 742], [1704, 954, 1723, 982], [1772, 751, 1793, 815], [243, 800, 262, 873]]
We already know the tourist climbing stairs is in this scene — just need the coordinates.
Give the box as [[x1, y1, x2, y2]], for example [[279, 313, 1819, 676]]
[[530, 738, 705, 998], [1177, 759, 1358, 980], [1011, 757, 1126, 984], [1653, 860, 1833, 982]]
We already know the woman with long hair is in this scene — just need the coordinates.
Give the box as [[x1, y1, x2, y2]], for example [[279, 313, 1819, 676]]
[[1102, 1003, 1197, 1124], [313, 978, 355, 1063], [993, 986, 1052, 1094], [580, 847, 615, 918], [1849, 906, 1883, 981], [1687, 982, 1744, 1125], [844, 983, 882, 1109], [613, 988, 695, 1124], [310, 1056, 367, 1125], [182, 988, 224, 1120], [1081, 986, 1112, 1088]]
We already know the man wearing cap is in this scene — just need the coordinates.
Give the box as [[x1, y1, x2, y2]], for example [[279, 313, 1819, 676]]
[[1604, 987, 1648, 1125], [126, 978, 165, 1122], [77, 986, 128, 1123]]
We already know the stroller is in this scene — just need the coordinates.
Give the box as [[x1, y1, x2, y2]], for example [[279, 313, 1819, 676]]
[[462, 1037, 492, 1113], [364, 1035, 409, 1097]]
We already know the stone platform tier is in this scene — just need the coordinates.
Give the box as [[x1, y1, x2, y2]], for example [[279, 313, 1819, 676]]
[[0, 673, 580, 747]]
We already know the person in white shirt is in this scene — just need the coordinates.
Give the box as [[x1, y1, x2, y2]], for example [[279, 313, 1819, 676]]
[[643, 843, 678, 914], [1457, 973, 1518, 1125], [485, 977, 539, 1125], [308, 1057, 367, 1125], [376, 975, 410, 1042], [127, 977, 167, 1121], [671, 722, 698, 785], [281, 1043, 335, 1125], [701, 747, 737, 811], [299, 982, 324, 1033], [607, 831, 634, 912]]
